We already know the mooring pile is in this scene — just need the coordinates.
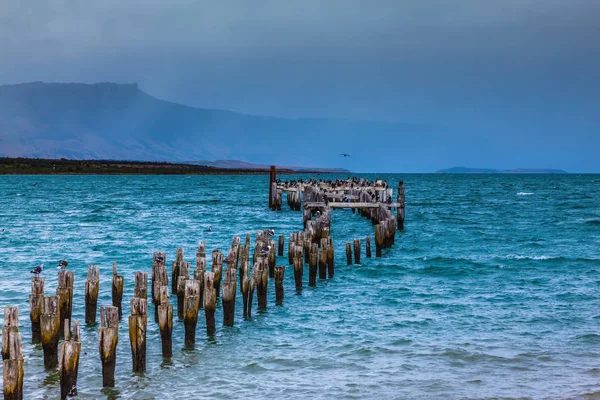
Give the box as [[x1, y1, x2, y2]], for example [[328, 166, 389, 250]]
[[2, 170, 405, 399]]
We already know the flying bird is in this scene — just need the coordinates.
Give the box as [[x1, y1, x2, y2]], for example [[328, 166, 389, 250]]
[[57, 260, 68, 269], [340, 153, 351, 157], [30, 263, 44, 275]]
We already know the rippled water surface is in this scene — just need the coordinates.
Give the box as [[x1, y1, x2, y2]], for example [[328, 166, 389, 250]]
[[1, 174, 600, 399]]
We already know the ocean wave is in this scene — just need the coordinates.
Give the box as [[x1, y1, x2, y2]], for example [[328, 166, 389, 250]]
[[517, 192, 534, 196], [585, 219, 600, 226]]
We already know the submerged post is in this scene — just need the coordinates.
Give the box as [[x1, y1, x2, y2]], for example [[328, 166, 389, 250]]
[[275, 266, 285, 304], [204, 272, 216, 336], [129, 272, 148, 373], [59, 320, 81, 399], [157, 286, 173, 358], [41, 296, 60, 369], [365, 236, 372, 258], [353, 239, 361, 265], [183, 279, 201, 346], [98, 306, 119, 387], [346, 242, 352, 265]]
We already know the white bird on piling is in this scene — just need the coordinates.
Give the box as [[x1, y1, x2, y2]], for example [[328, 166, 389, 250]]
[[57, 260, 68, 269], [30, 263, 44, 275]]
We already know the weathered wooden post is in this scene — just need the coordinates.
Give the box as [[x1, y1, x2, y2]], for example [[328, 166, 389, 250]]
[[375, 224, 385, 257], [275, 266, 285, 304], [318, 248, 327, 279], [176, 261, 191, 319], [397, 182, 405, 230], [59, 320, 81, 399], [172, 248, 184, 294], [151, 253, 167, 322], [157, 286, 173, 358], [346, 242, 352, 265], [222, 268, 237, 327], [2, 307, 24, 400], [278, 235, 285, 256], [268, 241, 276, 278], [240, 253, 250, 318], [41, 296, 60, 369], [365, 236, 372, 258], [98, 306, 119, 387], [129, 272, 148, 373], [327, 237, 335, 278], [353, 239, 361, 265], [195, 242, 206, 309], [56, 270, 74, 336], [293, 248, 303, 292], [308, 243, 318, 287], [255, 258, 269, 309], [183, 279, 200, 345], [204, 272, 216, 336], [29, 277, 44, 343], [85, 265, 100, 325], [112, 262, 124, 318], [212, 250, 224, 298]]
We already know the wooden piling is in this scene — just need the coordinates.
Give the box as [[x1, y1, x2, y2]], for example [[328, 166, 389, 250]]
[[397, 182, 405, 230], [274, 266, 285, 305], [59, 320, 81, 399], [222, 268, 237, 327], [248, 278, 256, 318], [204, 272, 216, 336], [195, 242, 206, 309], [98, 306, 119, 387], [254, 258, 269, 309], [212, 250, 224, 298], [41, 296, 60, 369], [327, 237, 335, 278], [112, 262, 124, 318], [2, 307, 24, 400], [157, 286, 173, 358], [151, 253, 167, 321], [269, 165, 277, 209], [85, 265, 100, 325], [29, 277, 44, 343], [366, 236, 372, 258], [176, 262, 190, 320], [128, 297, 147, 373], [268, 241, 276, 278], [354, 239, 361, 265], [278, 235, 284, 256], [56, 270, 74, 337], [346, 242, 352, 265], [318, 248, 327, 279], [308, 243, 318, 287], [171, 248, 184, 294], [129, 272, 148, 373], [375, 224, 384, 257], [240, 250, 250, 317], [183, 280, 201, 345], [293, 249, 303, 292]]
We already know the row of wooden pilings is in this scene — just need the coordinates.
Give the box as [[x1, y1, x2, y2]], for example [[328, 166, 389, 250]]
[[2, 227, 341, 399]]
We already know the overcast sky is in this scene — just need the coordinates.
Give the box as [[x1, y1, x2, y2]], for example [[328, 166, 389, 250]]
[[1, 0, 599, 171]]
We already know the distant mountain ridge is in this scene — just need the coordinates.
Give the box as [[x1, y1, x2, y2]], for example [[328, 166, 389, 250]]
[[0, 81, 432, 170], [437, 167, 568, 174]]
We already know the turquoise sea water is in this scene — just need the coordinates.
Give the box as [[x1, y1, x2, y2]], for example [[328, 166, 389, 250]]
[[1, 174, 599, 399]]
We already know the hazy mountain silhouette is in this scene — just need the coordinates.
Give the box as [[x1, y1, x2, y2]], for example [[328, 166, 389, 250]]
[[0, 82, 435, 170]]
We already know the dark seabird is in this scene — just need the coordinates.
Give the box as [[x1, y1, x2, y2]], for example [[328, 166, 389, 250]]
[[340, 153, 350, 157], [205, 226, 212, 232], [30, 263, 44, 275], [155, 255, 165, 264], [260, 246, 272, 256], [57, 260, 68, 269], [266, 229, 275, 237]]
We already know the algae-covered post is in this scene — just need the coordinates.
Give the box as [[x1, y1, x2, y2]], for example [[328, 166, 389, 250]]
[[2, 306, 24, 400], [85, 265, 100, 325], [98, 306, 119, 387], [59, 320, 81, 399], [111, 262, 124, 318], [157, 286, 173, 358], [41, 296, 60, 369], [29, 277, 44, 343]]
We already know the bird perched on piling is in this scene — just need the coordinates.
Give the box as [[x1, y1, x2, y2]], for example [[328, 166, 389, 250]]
[[155, 255, 165, 264], [31, 263, 44, 275], [260, 246, 272, 256], [224, 253, 236, 264], [266, 229, 275, 237], [57, 260, 68, 269]]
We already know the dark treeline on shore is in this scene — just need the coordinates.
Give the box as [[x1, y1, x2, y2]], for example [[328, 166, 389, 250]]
[[0, 157, 303, 175]]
